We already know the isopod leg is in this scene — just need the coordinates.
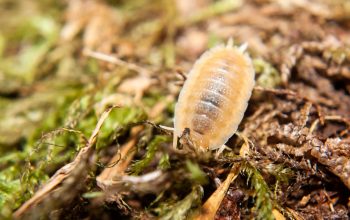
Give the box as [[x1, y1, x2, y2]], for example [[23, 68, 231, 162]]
[[174, 69, 187, 86], [215, 144, 231, 158], [236, 132, 254, 158], [173, 135, 178, 149]]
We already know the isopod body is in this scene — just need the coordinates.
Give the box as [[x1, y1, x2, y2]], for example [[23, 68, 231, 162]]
[[173, 42, 255, 151]]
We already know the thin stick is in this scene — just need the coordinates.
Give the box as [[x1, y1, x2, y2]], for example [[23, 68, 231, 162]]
[[83, 49, 148, 74]]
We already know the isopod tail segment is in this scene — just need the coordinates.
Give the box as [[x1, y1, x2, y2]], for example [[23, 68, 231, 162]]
[[226, 37, 248, 53], [173, 39, 255, 155]]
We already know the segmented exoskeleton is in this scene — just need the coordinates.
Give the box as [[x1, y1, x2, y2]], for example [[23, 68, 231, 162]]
[[173, 40, 255, 153]]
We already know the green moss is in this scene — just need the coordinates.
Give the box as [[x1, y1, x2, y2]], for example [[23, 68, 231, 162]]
[[185, 160, 208, 185], [96, 107, 147, 149], [207, 33, 224, 48], [0, 33, 5, 57], [176, 0, 243, 26], [158, 153, 171, 170], [254, 58, 282, 89], [0, 16, 59, 84], [131, 135, 170, 175], [241, 161, 274, 220], [158, 185, 203, 220]]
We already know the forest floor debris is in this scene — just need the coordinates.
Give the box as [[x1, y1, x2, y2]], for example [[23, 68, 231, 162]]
[[1, 0, 350, 219]]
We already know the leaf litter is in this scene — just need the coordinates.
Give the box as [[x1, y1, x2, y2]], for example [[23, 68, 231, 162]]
[[1, 0, 350, 219]]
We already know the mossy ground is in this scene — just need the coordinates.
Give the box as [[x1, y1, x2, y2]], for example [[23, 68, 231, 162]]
[[1, 0, 350, 219]]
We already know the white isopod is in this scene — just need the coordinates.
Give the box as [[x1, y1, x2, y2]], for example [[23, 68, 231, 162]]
[[173, 40, 255, 153]]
